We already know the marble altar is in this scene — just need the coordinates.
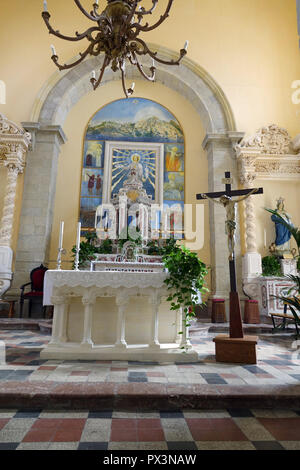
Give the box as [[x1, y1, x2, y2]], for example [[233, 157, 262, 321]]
[[41, 270, 199, 363]]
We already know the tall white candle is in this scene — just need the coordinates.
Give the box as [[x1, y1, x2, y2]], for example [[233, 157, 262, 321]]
[[43, 0, 48, 12], [58, 221, 64, 250], [76, 222, 81, 250], [91, 70, 96, 79], [51, 44, 56, 56], [184, 40, 189, 51]]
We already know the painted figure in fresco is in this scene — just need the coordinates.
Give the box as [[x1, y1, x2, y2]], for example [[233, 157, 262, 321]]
[[164, 173, 184, 201], [200, 189, 258, 261], [87, 173, 95, 195], [96, 175, 102, 195], [86, 153, 93, 166], [271, 197, 293, 252], [165, 146, 183, 172], [116, 154, 149, 185]]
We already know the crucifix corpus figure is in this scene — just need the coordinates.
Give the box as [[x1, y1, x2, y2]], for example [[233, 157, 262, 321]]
[[200, 189, 259, 262], [197, 172, 263, 364]]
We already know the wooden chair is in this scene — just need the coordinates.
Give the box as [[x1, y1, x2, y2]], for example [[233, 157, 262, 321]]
[[19, 264, 48, 318], [270, 299, 300, 337]]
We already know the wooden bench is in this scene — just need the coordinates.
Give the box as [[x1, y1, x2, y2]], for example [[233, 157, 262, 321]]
[[270, 303, 299, 336]]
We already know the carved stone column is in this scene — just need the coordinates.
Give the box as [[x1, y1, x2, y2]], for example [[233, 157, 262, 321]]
[[0, 114, 31, 299], [0, 163, 23, 246]]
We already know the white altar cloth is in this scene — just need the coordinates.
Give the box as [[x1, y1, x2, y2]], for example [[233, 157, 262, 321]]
[[41, 270, 199, 363]]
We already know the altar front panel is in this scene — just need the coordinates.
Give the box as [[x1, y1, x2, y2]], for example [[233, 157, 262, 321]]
[[65, 297, 177, 346]]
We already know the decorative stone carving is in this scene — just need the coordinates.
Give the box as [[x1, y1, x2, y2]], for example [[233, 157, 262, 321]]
[[238, 124, 291, 155]]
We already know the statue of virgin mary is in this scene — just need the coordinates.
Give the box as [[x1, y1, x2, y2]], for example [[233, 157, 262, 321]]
[[271, 197, 293, 252]]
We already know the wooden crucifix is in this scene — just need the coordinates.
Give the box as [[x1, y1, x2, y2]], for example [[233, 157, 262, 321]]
[[197, 172, 263, 340]]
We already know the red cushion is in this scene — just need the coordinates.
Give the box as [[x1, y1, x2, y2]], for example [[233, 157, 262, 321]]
[[246, 299, 258, 304], [31, 269, 46, 291], [23, 291, 44, 298], [212, 299, 225, 303]]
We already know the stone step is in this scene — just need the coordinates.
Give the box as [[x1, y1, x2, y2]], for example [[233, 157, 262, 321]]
[[0, 318, 52, 333]]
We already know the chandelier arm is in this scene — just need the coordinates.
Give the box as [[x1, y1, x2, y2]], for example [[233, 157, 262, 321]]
[[119, 61, 134, 99], [132, 38, 186, 66], [135, 0, 158, 16], [52, 45, 93, 71], [130, 0, 174, 33], [134, 53, 155, 82], [127, 0, 140, 26], [92, 55, 110, 89], [90, 2, 102, 20], [74, 0, 99, 21], [42, 14, 100, 42]]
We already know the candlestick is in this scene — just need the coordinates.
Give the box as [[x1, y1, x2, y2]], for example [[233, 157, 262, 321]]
[[76, 222, 81, 251], [56, 221, 64, 270], [58, 221, 64, 250], [51, 44, 57, 56], [74, 222, 81, 271]]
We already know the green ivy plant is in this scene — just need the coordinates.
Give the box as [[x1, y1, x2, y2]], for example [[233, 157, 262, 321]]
[[71, 231, 113, 269], [262, 255, 282, 277], [162, 242, 209, 348]]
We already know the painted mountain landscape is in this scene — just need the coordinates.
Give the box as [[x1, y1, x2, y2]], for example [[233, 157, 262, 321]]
[[86, 98, 184, 143]]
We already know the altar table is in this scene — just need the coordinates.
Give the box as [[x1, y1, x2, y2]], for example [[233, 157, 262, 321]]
[[41, 270, 199, 363]]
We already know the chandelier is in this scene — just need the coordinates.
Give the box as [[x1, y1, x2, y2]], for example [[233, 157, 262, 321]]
[[42, 0, 188, 98]]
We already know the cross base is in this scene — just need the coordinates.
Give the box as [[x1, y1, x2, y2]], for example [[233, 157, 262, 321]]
[[213, 335, 258, 364]]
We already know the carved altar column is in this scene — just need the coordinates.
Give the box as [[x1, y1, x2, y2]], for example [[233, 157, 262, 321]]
[[115, 292, 128, 349], [148, 293, 161, 349], [49, 295, 68, 345], [81, 294, 96, 347]]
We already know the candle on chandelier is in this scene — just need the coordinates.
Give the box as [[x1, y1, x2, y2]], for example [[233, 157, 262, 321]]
[[95, 0, 99, 5], [130, 82, 135, 91], [76, 222, 81, 251], [58, 221, 64, 250], [184, 40, 189, 51], [152, 59, 156, 68], [50, 44, 57, 56], [91, 70, 96, 80], [43, 0, 48, 12]]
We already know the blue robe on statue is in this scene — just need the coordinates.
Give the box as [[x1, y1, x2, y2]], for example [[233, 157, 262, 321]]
[[271, 213, 292, 247]]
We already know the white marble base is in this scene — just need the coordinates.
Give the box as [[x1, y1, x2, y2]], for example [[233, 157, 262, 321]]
[[41, 270, 199, 363], [0, 246, 13, 298], [40, 343, 199, 362]]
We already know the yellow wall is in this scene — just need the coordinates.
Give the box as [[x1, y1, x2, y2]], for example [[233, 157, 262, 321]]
[[0, 0, 300, 268]]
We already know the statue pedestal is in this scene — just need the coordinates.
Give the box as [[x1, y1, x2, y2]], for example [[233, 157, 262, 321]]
[[280, 259, 297, 276], [213, 335, 258, 364]]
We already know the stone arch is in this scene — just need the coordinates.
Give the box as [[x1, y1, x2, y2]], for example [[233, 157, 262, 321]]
[[14, 44, 244, 303], [31, 44, 236, 134]]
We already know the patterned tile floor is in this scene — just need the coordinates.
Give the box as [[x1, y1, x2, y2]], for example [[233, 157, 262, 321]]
[[0, 329, 299, 386], [0, 408, 299, 450], [0, 328, 299, 450]]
